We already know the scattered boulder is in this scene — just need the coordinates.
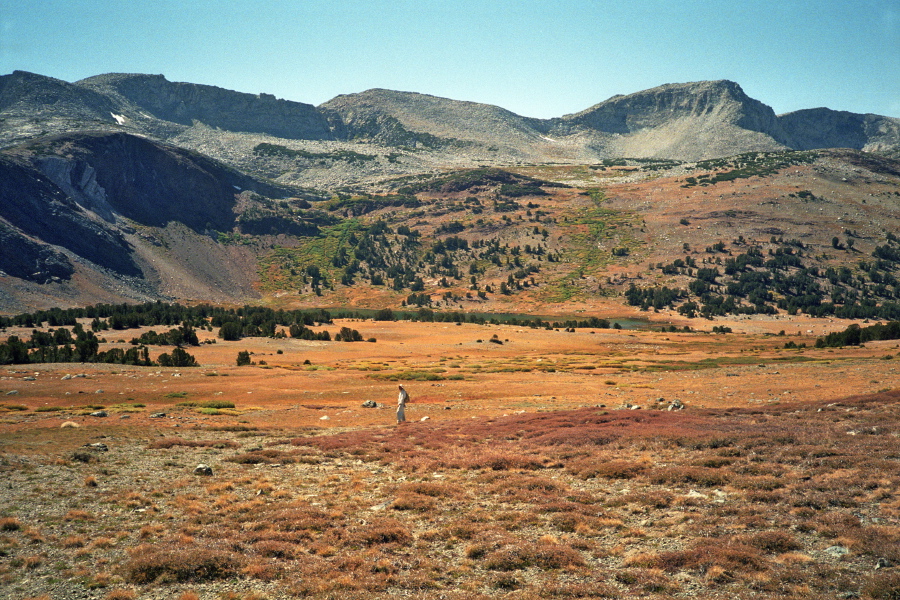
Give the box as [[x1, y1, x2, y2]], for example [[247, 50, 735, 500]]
[[361, 400, 378, 408], [668, 399, 685, 411], [149, 412, 167, 418], [84, 442, 108, 452], [194, 464, 213, 476], [60, 421, 80, 428], [875, 558, 892, 570], [90, 410, 108, 418], [5, 390, 19, 396], [824, 545, 849, 558]]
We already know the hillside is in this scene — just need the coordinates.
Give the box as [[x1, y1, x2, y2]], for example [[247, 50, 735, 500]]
[[3, 125, 900, 321], [2, 71, 900, 316], [0, 131, 312, 312], [318, 88, 558, 159]]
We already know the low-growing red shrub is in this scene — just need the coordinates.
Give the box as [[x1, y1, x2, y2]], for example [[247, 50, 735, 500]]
[[648, 466, 729, 487], [148, 437, 239, 450], [569, 458, 647, 480], [863, 570, 900, 600], [481, 541, 585, 571], [359, 518, 413, 547], [742, 531, 803, 554], [123, 542, 244, 583], [642, 540, 766, 574], [390, 493, 436, 512]]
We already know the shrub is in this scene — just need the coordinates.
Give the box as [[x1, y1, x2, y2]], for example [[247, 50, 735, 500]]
[[0, 516, 21, 531], [744, 530, 802, 554], [649, 466, 729, 487], [148, 437, 239, 450], [201, 400, 235, 409], [571, 458, 647, 480], [360, 519, 413, 546], [863, 570, 900, 600], [62, 535, 86, 548], [479, 453, 546, 471], [390, 493, 436, 512], [644, 540, 766, 574], [228, 448, 295, 464], [482, 542, 585, 571], [123, 542, 244, 583], [252, 540, 299, 559], [64, 510, 94, 521], [398, 481, 463, 498]]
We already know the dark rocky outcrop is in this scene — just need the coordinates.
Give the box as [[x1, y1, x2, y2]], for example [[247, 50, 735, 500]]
[[19, 131, 288, 232], [0, 131, 295, 307], [0, 153, 139, 277], [0, 222, 74, 283]]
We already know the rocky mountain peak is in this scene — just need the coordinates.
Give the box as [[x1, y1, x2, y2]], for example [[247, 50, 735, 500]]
[[564, 80, 780, 136], [0, 70, 116, 119], [77, 73, 336, 140]]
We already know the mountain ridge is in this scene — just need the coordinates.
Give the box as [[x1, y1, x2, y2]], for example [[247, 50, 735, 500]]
[[2, 71, 899, 172]]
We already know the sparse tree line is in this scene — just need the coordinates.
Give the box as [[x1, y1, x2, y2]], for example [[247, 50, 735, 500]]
[[258, 166, 564, 300], [627, 232, 900, 320], [816, 320, 900, 348], [276, 217, 558, 301], [0, 299, 622, 365], [682, 151, 818, 188], [0, 323, 197, 367], [0, 303, 334, 366], [368, 307, 614, 330]]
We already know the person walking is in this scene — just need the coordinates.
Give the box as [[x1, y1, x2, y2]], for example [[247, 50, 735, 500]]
[[397, 385, 409, 424]]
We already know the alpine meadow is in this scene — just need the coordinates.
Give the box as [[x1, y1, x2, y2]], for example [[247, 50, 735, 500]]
[[3, 70, 900, 600]]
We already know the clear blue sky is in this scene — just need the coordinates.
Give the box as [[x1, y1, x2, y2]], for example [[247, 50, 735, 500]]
[[2, 0, 898, 118]]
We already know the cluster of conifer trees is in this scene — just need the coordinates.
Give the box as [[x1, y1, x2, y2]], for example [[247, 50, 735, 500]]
[[627, 234, 900, 320]]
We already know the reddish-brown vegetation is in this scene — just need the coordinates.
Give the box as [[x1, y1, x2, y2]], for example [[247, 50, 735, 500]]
[[3, 319, 900, 599]]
